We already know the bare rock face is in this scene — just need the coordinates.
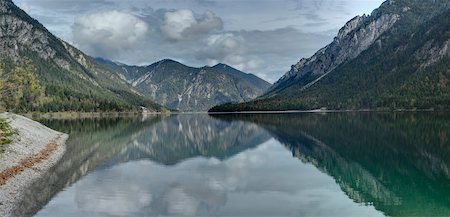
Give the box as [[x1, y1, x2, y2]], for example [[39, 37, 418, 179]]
[[268, 12, 400, 94], [415, 39, 450, 68], [0, 0, 70, 68], [0, 0, 13, 13]]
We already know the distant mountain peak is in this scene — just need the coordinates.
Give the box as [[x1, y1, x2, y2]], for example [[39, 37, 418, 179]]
[[97, 58, 271, 111], [158, 59, 179, 64], [213, 63, 228, 68]]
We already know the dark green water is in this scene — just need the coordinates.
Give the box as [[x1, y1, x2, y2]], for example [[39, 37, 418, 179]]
[[16, 113, 450, 217]]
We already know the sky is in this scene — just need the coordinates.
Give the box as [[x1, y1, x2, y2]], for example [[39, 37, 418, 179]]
[[13, 0, 385, 83]]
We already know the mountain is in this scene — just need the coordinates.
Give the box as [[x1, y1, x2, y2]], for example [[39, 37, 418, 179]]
[[211, 63, 271, 91], [210, 0, 450, 112], [97, 58, 271, 111], [0, 0, 164, 113]]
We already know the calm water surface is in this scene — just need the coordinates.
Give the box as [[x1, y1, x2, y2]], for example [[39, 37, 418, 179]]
[[16, 113, 450, 216]]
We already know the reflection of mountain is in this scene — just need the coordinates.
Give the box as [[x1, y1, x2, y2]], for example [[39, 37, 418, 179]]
[[213, 113, 450, 217], [14, 116, 163, 217], [15, 115, 270, 217], [109, 115, 271, 165], [40, 140, 383, 217]]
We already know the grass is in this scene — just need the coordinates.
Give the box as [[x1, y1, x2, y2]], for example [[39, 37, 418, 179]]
[[0, 118, 16, 153]]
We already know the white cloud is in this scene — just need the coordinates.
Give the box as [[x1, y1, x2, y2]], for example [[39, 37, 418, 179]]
[[20, 0, 385, 82], [204, 33, 245, 57], [72, 10, 149, 57], [160, 9, 197, 40], [199, 33, 250, 70], [160, 9, 223, 41], [197, 33, 265, 73]]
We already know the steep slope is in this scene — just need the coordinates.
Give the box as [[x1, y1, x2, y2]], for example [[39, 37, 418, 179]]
[[211, 63, 271, 91], [0, 0, 163, 112], [97, 58, 270, 111], [210, 0, 450, 112]]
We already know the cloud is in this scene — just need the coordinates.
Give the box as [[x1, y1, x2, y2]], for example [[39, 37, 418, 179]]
[[69, 7, 331, 82], [189, 28, 330, 82], [198, 33, 245, 61], [15, 0, 113, 13], [72, 10, 148, 57], [194, 33, 266, 74], [160, 9, 223, 41], [18, 0, 385, 82]]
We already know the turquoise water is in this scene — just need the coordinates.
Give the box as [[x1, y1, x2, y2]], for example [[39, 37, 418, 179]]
[[19, 113, 450, 216]]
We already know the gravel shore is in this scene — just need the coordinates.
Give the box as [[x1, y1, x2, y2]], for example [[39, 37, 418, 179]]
[[0, 113, 68, 217]]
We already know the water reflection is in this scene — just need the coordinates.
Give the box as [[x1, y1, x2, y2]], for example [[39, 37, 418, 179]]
[[37, 140, 385, 217], [214, 113, 450, 217], [16, 114, 271, 216], [13, 113, 450, 217]]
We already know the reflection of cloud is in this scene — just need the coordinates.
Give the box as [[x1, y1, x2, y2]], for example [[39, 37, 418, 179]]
[[37, 139, 384, 217], [74, 169, 153, 216], [163, 186, 199, 216]]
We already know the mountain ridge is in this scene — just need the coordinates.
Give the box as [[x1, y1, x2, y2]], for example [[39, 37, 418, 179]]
[[0, 0, 165, 112], [210, 0, 450, 112], [97, 58, 271, 111]]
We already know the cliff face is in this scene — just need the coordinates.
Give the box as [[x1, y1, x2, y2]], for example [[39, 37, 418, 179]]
[[97, 59, 270, 111], [268, 13, 400, 94]]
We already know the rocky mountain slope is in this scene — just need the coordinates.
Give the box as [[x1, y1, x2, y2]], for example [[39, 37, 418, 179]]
[[211, 0, 450, 112], [211, 63, 271, 92], [0, 0, 163, 112], [97, 58, 270, 111]]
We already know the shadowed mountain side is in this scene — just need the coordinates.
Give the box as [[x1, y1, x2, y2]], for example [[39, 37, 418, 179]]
[[12, 115, 270, 217], [211, 113, 450, 217]]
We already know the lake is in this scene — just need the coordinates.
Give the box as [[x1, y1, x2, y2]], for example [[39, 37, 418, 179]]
[[15, 113, 450, 216]]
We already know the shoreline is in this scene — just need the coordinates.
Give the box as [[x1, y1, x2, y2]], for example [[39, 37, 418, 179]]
[[207, 108, 440, 114], [20, 108, 447, 118], [22, 111, 165, 120], [0, 113, 68, 217]]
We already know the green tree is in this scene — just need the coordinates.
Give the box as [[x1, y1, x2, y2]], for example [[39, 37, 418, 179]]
[[0, 60, 46, 112]]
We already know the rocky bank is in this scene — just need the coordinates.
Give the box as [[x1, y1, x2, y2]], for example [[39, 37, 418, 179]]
[[0, 113, 68, 217]]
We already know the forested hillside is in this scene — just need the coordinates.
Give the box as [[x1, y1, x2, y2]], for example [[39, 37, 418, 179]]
[[210, 0, 450, 112], [0, 0, 163, 113]]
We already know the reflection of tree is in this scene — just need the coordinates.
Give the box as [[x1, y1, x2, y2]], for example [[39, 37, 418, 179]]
[[15, 114, 270, 217], [213, 113, 450, 217]]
